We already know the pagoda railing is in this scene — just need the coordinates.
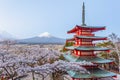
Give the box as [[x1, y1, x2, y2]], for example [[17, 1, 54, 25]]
[[81, 34, 95, 36], [74, 44, 95, 47], [74, 34, 95, 37], [80, 44, 95, 46]]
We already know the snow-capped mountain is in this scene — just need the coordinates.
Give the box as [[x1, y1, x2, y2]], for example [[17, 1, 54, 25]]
[[0, 30, 15, 41], [38, 32, 52, 38], [17, 32, 65, 44]]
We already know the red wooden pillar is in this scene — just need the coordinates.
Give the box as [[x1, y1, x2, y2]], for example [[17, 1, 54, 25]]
[[92, 51, 94, 56], [81, 29, 82, 35], [77, 40, 78, 45], [78, 30, 80, 35], [80, 51, 81, 56], [80, 39, 82, 45], [79, 30, 81, 35], [76, 31, 78, 36]]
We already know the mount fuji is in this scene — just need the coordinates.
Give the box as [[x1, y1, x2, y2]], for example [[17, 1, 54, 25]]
[[17, 32, 65, 44]]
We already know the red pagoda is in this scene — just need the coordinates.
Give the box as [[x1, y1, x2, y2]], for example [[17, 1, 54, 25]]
[[64, 2, 116, 80]]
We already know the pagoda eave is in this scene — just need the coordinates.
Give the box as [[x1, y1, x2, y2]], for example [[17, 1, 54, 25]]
[[68, 68, 116, 79], [67, 37, 107, 42], [65, 46, 110, 51], [75, 49, 109, 51], [67, 25, 106, 33], [64, 53, 114, 64], [76, 36, 107, 40]]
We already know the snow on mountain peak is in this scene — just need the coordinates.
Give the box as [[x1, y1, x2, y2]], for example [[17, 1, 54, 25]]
[[38, 32, 52, 38]]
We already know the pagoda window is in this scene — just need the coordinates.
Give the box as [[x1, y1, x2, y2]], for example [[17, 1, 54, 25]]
[[82, 39, 92, 42], [81, 42, 92, 45], [81, 33, 94, 36], [81, 51, 93, 56], [81, 30, 92, 35]]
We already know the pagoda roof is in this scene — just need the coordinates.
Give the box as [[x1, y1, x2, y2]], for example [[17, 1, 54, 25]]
[[76, 36, 107, 40], [68, 68, 116, 79], [67, 36, 107, 42], [63, 53, 113, 64], [67, 25, 105, 33], [66, 46, 109, 51]]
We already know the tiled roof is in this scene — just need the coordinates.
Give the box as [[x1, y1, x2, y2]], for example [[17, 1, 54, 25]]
[[76, 36, 107, 40], [66, 46, 110, 51], [68, 68, 116, 78], [64, 53, 113, 64], [67, 25, 105, 33]]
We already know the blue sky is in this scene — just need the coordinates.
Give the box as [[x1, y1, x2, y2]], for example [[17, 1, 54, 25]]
[[0, 0, 119, 39]]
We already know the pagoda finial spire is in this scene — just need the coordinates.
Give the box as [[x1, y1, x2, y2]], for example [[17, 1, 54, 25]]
[[82, 2, 86, 26]]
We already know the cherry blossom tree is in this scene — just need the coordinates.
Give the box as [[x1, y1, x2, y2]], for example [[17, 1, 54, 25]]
[[17, 47, 61, 80], [24, 60, 93, 80], [17, 46, 92, 80], [0, 41, 93, 80], [0, 52, 28, 80], [109, 33, 120, 72]]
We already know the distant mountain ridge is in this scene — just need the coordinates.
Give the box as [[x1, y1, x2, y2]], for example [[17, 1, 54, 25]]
[[17, 32, 65, 44], [0, 30, 15, 41]]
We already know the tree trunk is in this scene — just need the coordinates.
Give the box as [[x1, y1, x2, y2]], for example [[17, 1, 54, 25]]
[[11, 77, 14, 80], [52, 73, 55, 80], [32, 71, 35, 80], [52, 73, 64, 80], [39, 74, 44, 80]]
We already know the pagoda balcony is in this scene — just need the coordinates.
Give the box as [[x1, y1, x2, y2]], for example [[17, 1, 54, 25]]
[[74, 44, 95, 47], [80, 44, 95, 46], [75, 36, 107, 41], [81, 34, 95, 36], [74, 34, 95, 37]]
